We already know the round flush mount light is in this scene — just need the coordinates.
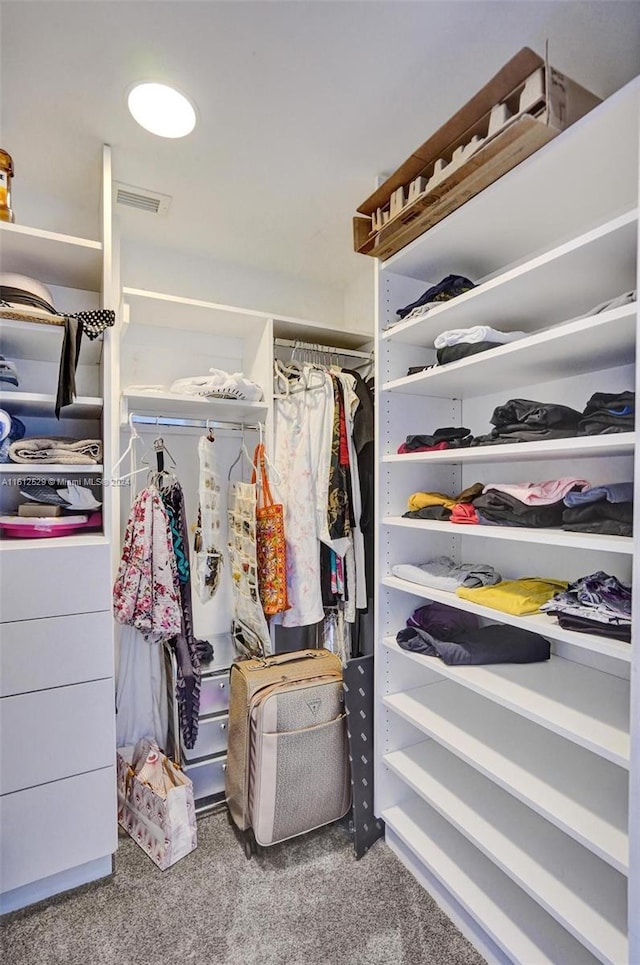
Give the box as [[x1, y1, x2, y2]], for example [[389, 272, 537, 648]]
[[127, 82, 197, 138]]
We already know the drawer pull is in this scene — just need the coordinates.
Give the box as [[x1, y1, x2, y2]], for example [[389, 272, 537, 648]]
[[219, 682, 226, 690], [220, 723, 227, 731]]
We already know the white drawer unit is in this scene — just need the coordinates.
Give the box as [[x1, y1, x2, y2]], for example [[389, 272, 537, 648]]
[[0, 766, 117, 896], [0, 611, 113, 697], [0, 678, 116, 794], [0, 540, 111, 621], [182, 714, 229, 762], [184, 756, 227, 800], [200, 672, 230, 716]]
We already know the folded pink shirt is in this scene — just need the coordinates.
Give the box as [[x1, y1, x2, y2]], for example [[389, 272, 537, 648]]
[[482, 478, 590, 505]]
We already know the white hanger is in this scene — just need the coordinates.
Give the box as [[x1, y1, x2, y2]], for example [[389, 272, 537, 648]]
[[112, 414, 148, 482]]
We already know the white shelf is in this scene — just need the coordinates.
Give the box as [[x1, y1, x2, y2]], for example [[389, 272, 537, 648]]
[[383, 433, 635, 464], [382, 575, 632, 663], [0, 392, 103, 420], [384, 682, 628, 873], [383, 797, 601, 965], [382, 76, 640, 281], [382, 303, 636, 398], [383, 515, 632, 555], [382, 637, 630, 766], [120, 390, 269, 427], [384, 743, 627, 964], [0, 533, 107, 550], [0, 316, 103, 365], [0, 222, 103, 292], [382, 210, 637, 346], [0, 464, 103, 475]]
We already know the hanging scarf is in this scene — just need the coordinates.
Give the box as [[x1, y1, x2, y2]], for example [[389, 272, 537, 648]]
[[160, 482, 204, 749]]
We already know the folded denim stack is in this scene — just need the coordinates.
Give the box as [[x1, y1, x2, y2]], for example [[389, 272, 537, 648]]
[[577, 391, 635, 436], [474, 477, 590, 528], [403, 482, 484, 520], [397, 426, 473, 454], [433, 325, 527, 366], [456, 577, 568, 615], [392, 555, 501, 591], [396, 601, 550, 666], [540, 571, 632, 641], [561, 481, 634, 537], [472, 398, 583, 447], [396, 274, 476, 321]]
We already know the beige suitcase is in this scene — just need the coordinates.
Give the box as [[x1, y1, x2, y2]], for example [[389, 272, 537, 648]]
[[225, 649, 351, 855]]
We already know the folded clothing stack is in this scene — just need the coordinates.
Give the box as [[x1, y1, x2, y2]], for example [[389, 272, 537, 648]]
[[396, 601, 550, 666], [474, 477, 590, 528], [456, 577, 568, 615], [540, 571, 632, 641], [392, 555, 501, 591], [8, 437, 103, 465], [169, 369, 263, 402], [562, 482, 633, 537], [577, 391, 635, 436], [472, 398, 582, 447], [397, 426, 473, 454], [396, 274, 476, 322], [433, 325, 527, 366], [0, 407, 25, 462], [403, 483, 484, 520]]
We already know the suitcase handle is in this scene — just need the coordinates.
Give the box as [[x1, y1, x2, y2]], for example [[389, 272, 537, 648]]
[[247, 650, 321, 671]]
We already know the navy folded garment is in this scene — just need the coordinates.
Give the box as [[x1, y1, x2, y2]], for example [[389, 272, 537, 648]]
[[397, 274, 475, 319], [406, 601, 480, 640], [396, 623, 550, 666], [551, 612, 631, 642]]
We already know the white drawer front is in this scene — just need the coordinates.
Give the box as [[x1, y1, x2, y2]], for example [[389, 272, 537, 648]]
[[200, 673, 230, 716], [182, 714, 228, 762], [1, 611, 113, 697], [0, 541, 111, 621], [0, 678, 115, 794], [184, 756, 227, 800], [0, 766, 117, 894]]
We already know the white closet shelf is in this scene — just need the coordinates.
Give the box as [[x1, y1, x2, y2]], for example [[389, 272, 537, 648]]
[[383, 575, 631, 663], [384, 682, 628, 874], [382, 76, 640, 281], [383, 797, 601, 965], [384, 743, 627, 964], [0, 221, 102, 292], [120, 391, 269, 427], [382, 210, 637, 346], [0, 533, 107, 550], [0, 316, 103, 365], [382, 637, 630, 766], [0, 464, 103, 475], [383, 515, 632, 555], [382, 303, 636, 397], [383, 433, 635, 464], [0, 393, 103, 420]]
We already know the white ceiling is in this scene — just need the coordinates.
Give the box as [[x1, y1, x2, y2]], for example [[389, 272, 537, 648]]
[[1, 1, 639, 293]]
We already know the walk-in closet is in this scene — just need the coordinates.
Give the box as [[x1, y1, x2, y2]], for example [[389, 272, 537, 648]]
[[1, 3, 639, 964]]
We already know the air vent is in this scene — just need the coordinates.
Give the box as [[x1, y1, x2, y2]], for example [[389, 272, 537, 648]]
[[114, 181, 172, 216]]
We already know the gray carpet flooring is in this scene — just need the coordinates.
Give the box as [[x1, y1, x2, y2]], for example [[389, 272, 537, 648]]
[[1, 811, 485, 965]]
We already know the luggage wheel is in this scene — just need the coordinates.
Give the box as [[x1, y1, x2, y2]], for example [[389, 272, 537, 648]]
[[244, 828, 263, 860]]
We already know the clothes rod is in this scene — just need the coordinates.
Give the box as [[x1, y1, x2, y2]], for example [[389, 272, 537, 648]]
[[274, 337, 372, 360], [129, 415, 262, 431]]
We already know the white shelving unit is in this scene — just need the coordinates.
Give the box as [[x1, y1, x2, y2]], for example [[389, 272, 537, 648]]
[[0, 147, 118, 915], [374, 76, 640, 963]]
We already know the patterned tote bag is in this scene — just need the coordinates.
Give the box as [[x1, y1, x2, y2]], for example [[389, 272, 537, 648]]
[[252, 443, 290, 616]]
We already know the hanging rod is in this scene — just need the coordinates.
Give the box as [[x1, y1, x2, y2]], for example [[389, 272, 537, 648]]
[[129, 414, 262, 431], [274, 337, 372, 360]]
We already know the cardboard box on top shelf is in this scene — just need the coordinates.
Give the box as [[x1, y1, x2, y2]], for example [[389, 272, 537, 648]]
[[353, 47, 601, 261]]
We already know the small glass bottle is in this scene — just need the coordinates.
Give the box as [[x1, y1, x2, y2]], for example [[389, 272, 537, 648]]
[[0, 150, 14, 223]]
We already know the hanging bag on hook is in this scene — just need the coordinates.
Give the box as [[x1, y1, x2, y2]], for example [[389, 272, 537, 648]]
[[252, 442, 289, 616]]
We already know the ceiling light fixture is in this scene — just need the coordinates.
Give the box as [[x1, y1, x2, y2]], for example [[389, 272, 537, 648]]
[[127, 82, 197, 138]]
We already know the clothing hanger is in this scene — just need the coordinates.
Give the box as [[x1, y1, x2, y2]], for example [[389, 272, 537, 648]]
[[111, 413, 147, 483], [227, 425, 253, 481]]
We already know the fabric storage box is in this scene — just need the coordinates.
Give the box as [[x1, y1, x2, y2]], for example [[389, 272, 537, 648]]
[[353, 46, 601, 260], [184, 756, 227, 800], [116, 740, 197, 870], [181, 714, 229, 762]]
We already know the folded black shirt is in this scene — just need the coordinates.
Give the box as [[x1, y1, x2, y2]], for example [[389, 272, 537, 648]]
[[397, 274, 476, 319], [473, 490, 564, 528], [396, 623, 550, 665]]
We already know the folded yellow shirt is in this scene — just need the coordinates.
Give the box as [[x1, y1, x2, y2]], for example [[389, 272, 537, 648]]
[[456, 578, 568, 615], [408, 491, 458, 511]]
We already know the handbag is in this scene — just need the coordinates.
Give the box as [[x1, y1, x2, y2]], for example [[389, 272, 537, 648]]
[[251, 442, 290, 616], [116, 738, 197, 870]]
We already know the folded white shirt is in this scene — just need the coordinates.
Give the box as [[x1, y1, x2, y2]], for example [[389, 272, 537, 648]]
[[169, 369, 263, 402], [434, 326, 527, 349]]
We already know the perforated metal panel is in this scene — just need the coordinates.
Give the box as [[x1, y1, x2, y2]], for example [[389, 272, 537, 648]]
[[343, 655, 384, 859]]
